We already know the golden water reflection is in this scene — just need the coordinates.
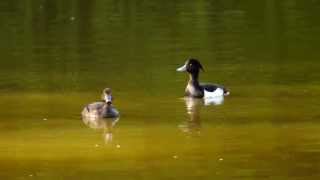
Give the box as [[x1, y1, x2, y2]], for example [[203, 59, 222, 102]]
[[179, 96, 224, 136], [82, 116, 119, 144]]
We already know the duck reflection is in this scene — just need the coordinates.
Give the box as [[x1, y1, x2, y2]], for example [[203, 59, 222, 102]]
[[179, 97, 203, 136], [179, 96, 224, 136], [82, 116, 119, 144]]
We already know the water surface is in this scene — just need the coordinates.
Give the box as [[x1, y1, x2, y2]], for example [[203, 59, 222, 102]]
[[1, 0, 320, 179]]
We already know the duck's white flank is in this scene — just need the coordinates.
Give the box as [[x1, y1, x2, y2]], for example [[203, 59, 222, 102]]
[[204, 87, 224, 98]]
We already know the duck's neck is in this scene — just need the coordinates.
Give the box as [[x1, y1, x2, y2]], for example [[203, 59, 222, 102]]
[[188, 72, 200, 88], [185, 72, 204, 98]]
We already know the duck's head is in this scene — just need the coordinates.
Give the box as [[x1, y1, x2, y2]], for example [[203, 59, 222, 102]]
[[176, 58, 204, 74], [102, 88, 113, 105]]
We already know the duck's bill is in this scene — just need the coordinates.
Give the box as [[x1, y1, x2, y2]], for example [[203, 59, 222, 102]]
[[176, 64, 187, 72]]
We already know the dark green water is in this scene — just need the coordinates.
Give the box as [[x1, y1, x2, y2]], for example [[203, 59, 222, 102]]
[[1, 0, 320, 179]]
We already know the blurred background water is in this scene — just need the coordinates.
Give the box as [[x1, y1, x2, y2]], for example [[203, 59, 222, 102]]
[[1, 0, 320, 179]]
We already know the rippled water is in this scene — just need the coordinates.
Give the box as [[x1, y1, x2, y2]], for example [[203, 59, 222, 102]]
[[1, 0, 320, 179]]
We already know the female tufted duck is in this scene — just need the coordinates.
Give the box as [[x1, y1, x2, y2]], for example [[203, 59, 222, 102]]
[[82, 88, 119, 119]]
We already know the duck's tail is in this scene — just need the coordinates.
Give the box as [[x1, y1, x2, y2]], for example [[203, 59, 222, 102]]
[[223, 88, 230, 96]]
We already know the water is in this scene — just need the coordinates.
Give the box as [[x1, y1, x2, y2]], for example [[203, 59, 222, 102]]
[[1, 0, 320, 179]]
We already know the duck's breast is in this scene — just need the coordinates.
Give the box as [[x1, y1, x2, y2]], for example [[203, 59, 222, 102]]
[[185, 83, 204, 97], [104, 107, 119, 118]]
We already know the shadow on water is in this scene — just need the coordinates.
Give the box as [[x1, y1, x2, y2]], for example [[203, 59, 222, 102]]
[[82, 116, 119, 144], [179, 96, 224, 136]]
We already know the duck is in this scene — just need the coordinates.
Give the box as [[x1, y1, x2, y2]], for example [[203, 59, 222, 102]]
[[176, 58, 229, 98], [81, 88, 120, 119]]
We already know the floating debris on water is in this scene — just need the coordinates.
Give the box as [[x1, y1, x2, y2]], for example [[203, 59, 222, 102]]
[[218, 158, 224, 161], [43, 118, 47, 121], [173, 155, 178, 159], [70, 16, 75, 21], [116, 144, 121, 148], [95, 144, 99, 148]]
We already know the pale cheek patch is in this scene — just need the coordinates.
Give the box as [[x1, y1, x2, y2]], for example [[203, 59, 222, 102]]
[[105, 95, 112, 103]]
